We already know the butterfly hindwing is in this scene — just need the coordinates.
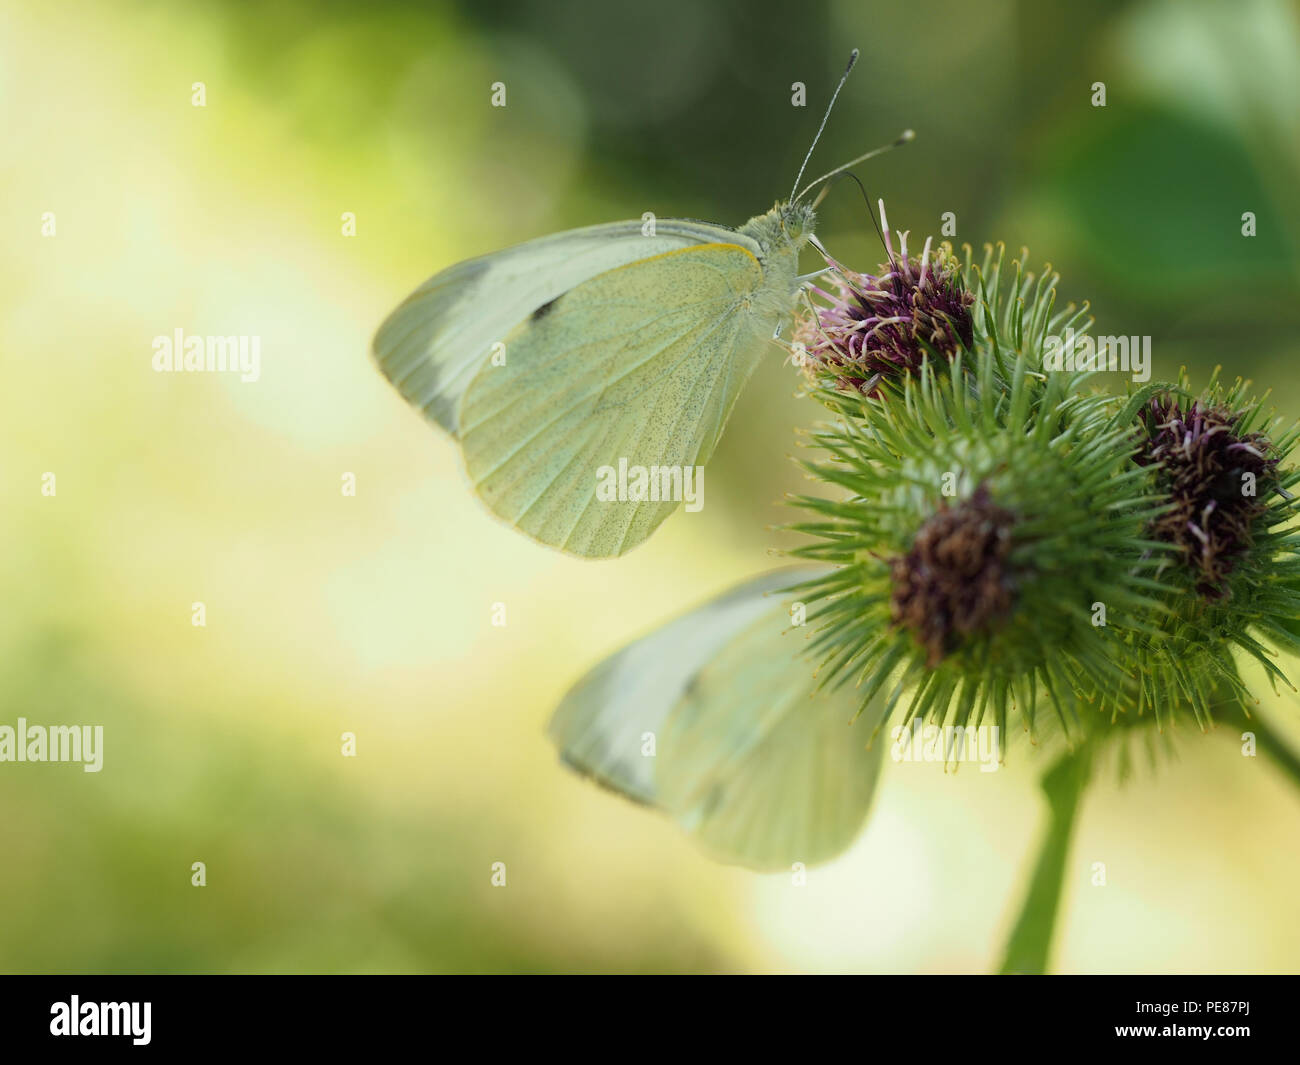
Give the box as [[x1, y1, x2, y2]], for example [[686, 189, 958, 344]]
[[458, 243, 770, 557]]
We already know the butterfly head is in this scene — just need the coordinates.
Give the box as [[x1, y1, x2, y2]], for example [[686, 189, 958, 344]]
[[740, 202, 816, 258], [779, 201, 817, 246]]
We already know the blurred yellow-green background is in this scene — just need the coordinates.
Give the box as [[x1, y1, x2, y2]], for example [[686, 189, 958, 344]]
[[3, 0, 1300, 973]]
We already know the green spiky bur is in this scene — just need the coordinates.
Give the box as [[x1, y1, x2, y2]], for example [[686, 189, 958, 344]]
[[787, 354, 1174, 747], [776, 230, 1300, 964], [1078, 372, 1300, 729], [786, 240, 1300, 757]]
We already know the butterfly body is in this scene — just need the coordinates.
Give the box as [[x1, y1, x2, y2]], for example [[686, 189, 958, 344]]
[[738, 200, 817, 316]]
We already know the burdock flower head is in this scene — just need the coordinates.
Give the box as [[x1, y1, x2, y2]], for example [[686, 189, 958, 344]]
[[889, 483, 1018, 667], [1134, 388, 1281, 598], [1077, 372, 1300, 727], [793, 201, 974, 396]]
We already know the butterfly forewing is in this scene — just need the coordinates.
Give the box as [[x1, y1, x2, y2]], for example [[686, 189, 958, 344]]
[[372, 220, 757, 437]]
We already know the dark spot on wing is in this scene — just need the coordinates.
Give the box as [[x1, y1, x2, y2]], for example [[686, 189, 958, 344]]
[[531, 297, 559, 321]]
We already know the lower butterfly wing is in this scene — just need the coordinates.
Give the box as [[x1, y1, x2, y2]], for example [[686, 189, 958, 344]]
[[549, 569, 886, 870], [548, 569, 801, 803], [372, 220, 755, 437], [657, 610, 886, 870], [458, 243, 769, 558]]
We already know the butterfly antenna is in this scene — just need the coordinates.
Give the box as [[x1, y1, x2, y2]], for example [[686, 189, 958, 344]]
[[831, 170, 893, 265], [795, 129, 914, 204], [788, 48, 860, 204], [805, 171, 895, 279]]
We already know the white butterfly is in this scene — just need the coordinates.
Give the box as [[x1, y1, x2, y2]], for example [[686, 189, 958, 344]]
[[373, 49, 909, 557]]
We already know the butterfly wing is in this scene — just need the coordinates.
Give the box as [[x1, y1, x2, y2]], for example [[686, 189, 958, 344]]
[[458, 243, 773, 557], [549, 569, 887, 870], [372, 220, 756, 437], [656, 612, 886, 871], [549, 568, 799, 804]]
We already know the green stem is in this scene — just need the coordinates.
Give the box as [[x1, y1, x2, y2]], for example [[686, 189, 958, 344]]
[[1229, 706, 1300, 792], [997, 746, 1093, 975]]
